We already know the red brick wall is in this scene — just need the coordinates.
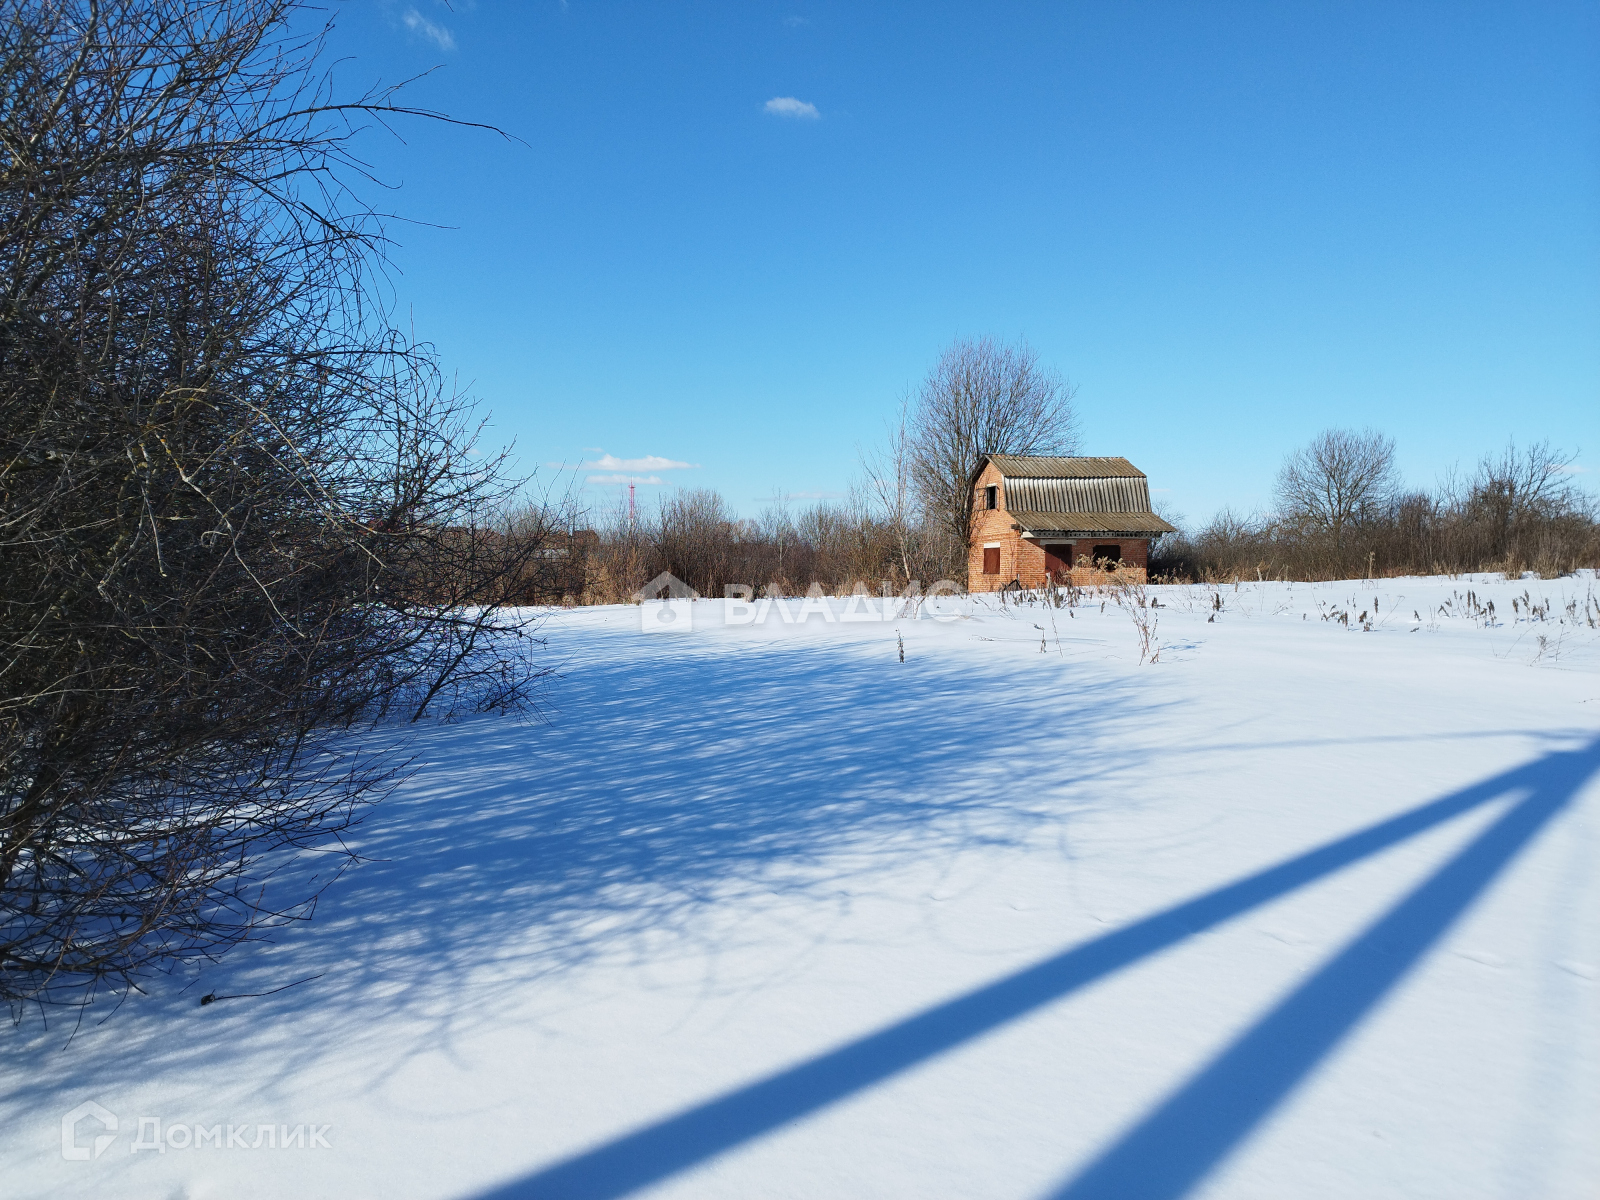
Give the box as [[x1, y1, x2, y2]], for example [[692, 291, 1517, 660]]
[[968, 462, 1033, 590]]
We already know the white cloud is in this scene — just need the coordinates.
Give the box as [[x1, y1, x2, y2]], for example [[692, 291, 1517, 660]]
[[764, 96, 820, 120], [580, 454, 699, 472], [587, 473, 664, 486], [1552, 463, 1588, 474], [403, 7, 455, 51]]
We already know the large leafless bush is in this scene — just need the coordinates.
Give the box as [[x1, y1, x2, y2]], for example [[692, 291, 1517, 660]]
[[0, 0, 547, 1009], [1273, 428, 1399, 572], [1460, 440, 1586, 566]]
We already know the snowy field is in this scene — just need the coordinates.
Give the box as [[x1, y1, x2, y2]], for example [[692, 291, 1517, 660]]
[[4, 572, 1599, 1200]]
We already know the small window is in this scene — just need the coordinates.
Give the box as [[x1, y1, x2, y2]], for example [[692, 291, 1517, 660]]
[[984, 485, 998, 510], [982, 547, 1001, 574], [1093, 544, 1122, 566]]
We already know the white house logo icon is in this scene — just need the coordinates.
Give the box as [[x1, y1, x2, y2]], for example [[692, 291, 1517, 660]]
[[633, 572, 698, 634], [61, 1101, 117, 1160]]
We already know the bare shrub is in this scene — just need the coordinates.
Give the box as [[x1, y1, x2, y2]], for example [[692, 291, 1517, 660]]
[[0, 0, 543, 1008], [1108, 576, 1159, 663]]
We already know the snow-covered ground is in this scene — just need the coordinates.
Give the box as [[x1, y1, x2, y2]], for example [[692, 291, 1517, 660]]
[[5, 572, 1599, 1200]]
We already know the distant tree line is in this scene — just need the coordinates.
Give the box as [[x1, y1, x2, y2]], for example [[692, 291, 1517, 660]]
[[561, 336, 1077, 601], [573, 487, 964, 603], [549, 391, 1595, 606], [1150, 431, 1598, 582], [552, 430, 1597, 603]]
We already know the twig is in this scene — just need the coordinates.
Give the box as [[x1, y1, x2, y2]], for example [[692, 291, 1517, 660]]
[[200, 973, 324, 1007]]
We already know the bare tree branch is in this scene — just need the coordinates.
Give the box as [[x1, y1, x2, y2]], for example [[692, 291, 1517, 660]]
[[0, 0, 548, 1010], [907, 337, 1079, 563]]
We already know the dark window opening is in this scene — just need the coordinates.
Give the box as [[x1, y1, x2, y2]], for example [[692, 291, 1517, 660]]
[[1093, 544, 1122, 566], [984, 485, 998, 510], [982, 547, 1000, 574]]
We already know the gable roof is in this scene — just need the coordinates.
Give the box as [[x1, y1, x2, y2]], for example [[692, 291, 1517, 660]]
[[971, 454, 1178, 538]]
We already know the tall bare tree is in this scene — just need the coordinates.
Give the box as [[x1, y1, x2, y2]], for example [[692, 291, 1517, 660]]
[[860, 401, 921, 584], [908, 337, 1078, 558], [1274, 428, 1399, 566], [1465, 439, 1581, 564], [0, 0, 545, 1009]]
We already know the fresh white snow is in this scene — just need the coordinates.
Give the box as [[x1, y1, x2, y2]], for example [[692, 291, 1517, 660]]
[[5, 572, 1598, 1199]]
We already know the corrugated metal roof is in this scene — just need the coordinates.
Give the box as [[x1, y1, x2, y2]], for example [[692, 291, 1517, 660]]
[[987, 454, 1145, 479], [973, 454, 1174, 535], [1008, 510, 1179, 536], [1005, 475, 1153, 515]]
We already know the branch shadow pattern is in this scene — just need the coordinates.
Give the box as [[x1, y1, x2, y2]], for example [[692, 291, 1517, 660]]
[[0, 627, 1151, 1122], [465, 736, 1600, 1200]]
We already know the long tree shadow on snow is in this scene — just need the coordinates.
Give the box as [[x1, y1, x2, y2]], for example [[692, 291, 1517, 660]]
[[0, 626, 1156, 1115], [465, 734, 1600, 1200]]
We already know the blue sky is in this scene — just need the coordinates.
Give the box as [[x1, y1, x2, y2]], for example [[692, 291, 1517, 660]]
[[319, 1, 1599, 526]]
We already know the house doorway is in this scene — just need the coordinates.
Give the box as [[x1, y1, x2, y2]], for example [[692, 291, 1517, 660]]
[[1044, 543, 1073, 581]]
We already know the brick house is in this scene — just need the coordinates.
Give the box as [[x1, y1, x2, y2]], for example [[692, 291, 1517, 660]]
[[967, 454, 1178, 591]]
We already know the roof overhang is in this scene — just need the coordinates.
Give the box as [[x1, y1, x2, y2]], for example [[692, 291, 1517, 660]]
[[1009, 510, 1178, 538], [1018, 529, 1166, 539]]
